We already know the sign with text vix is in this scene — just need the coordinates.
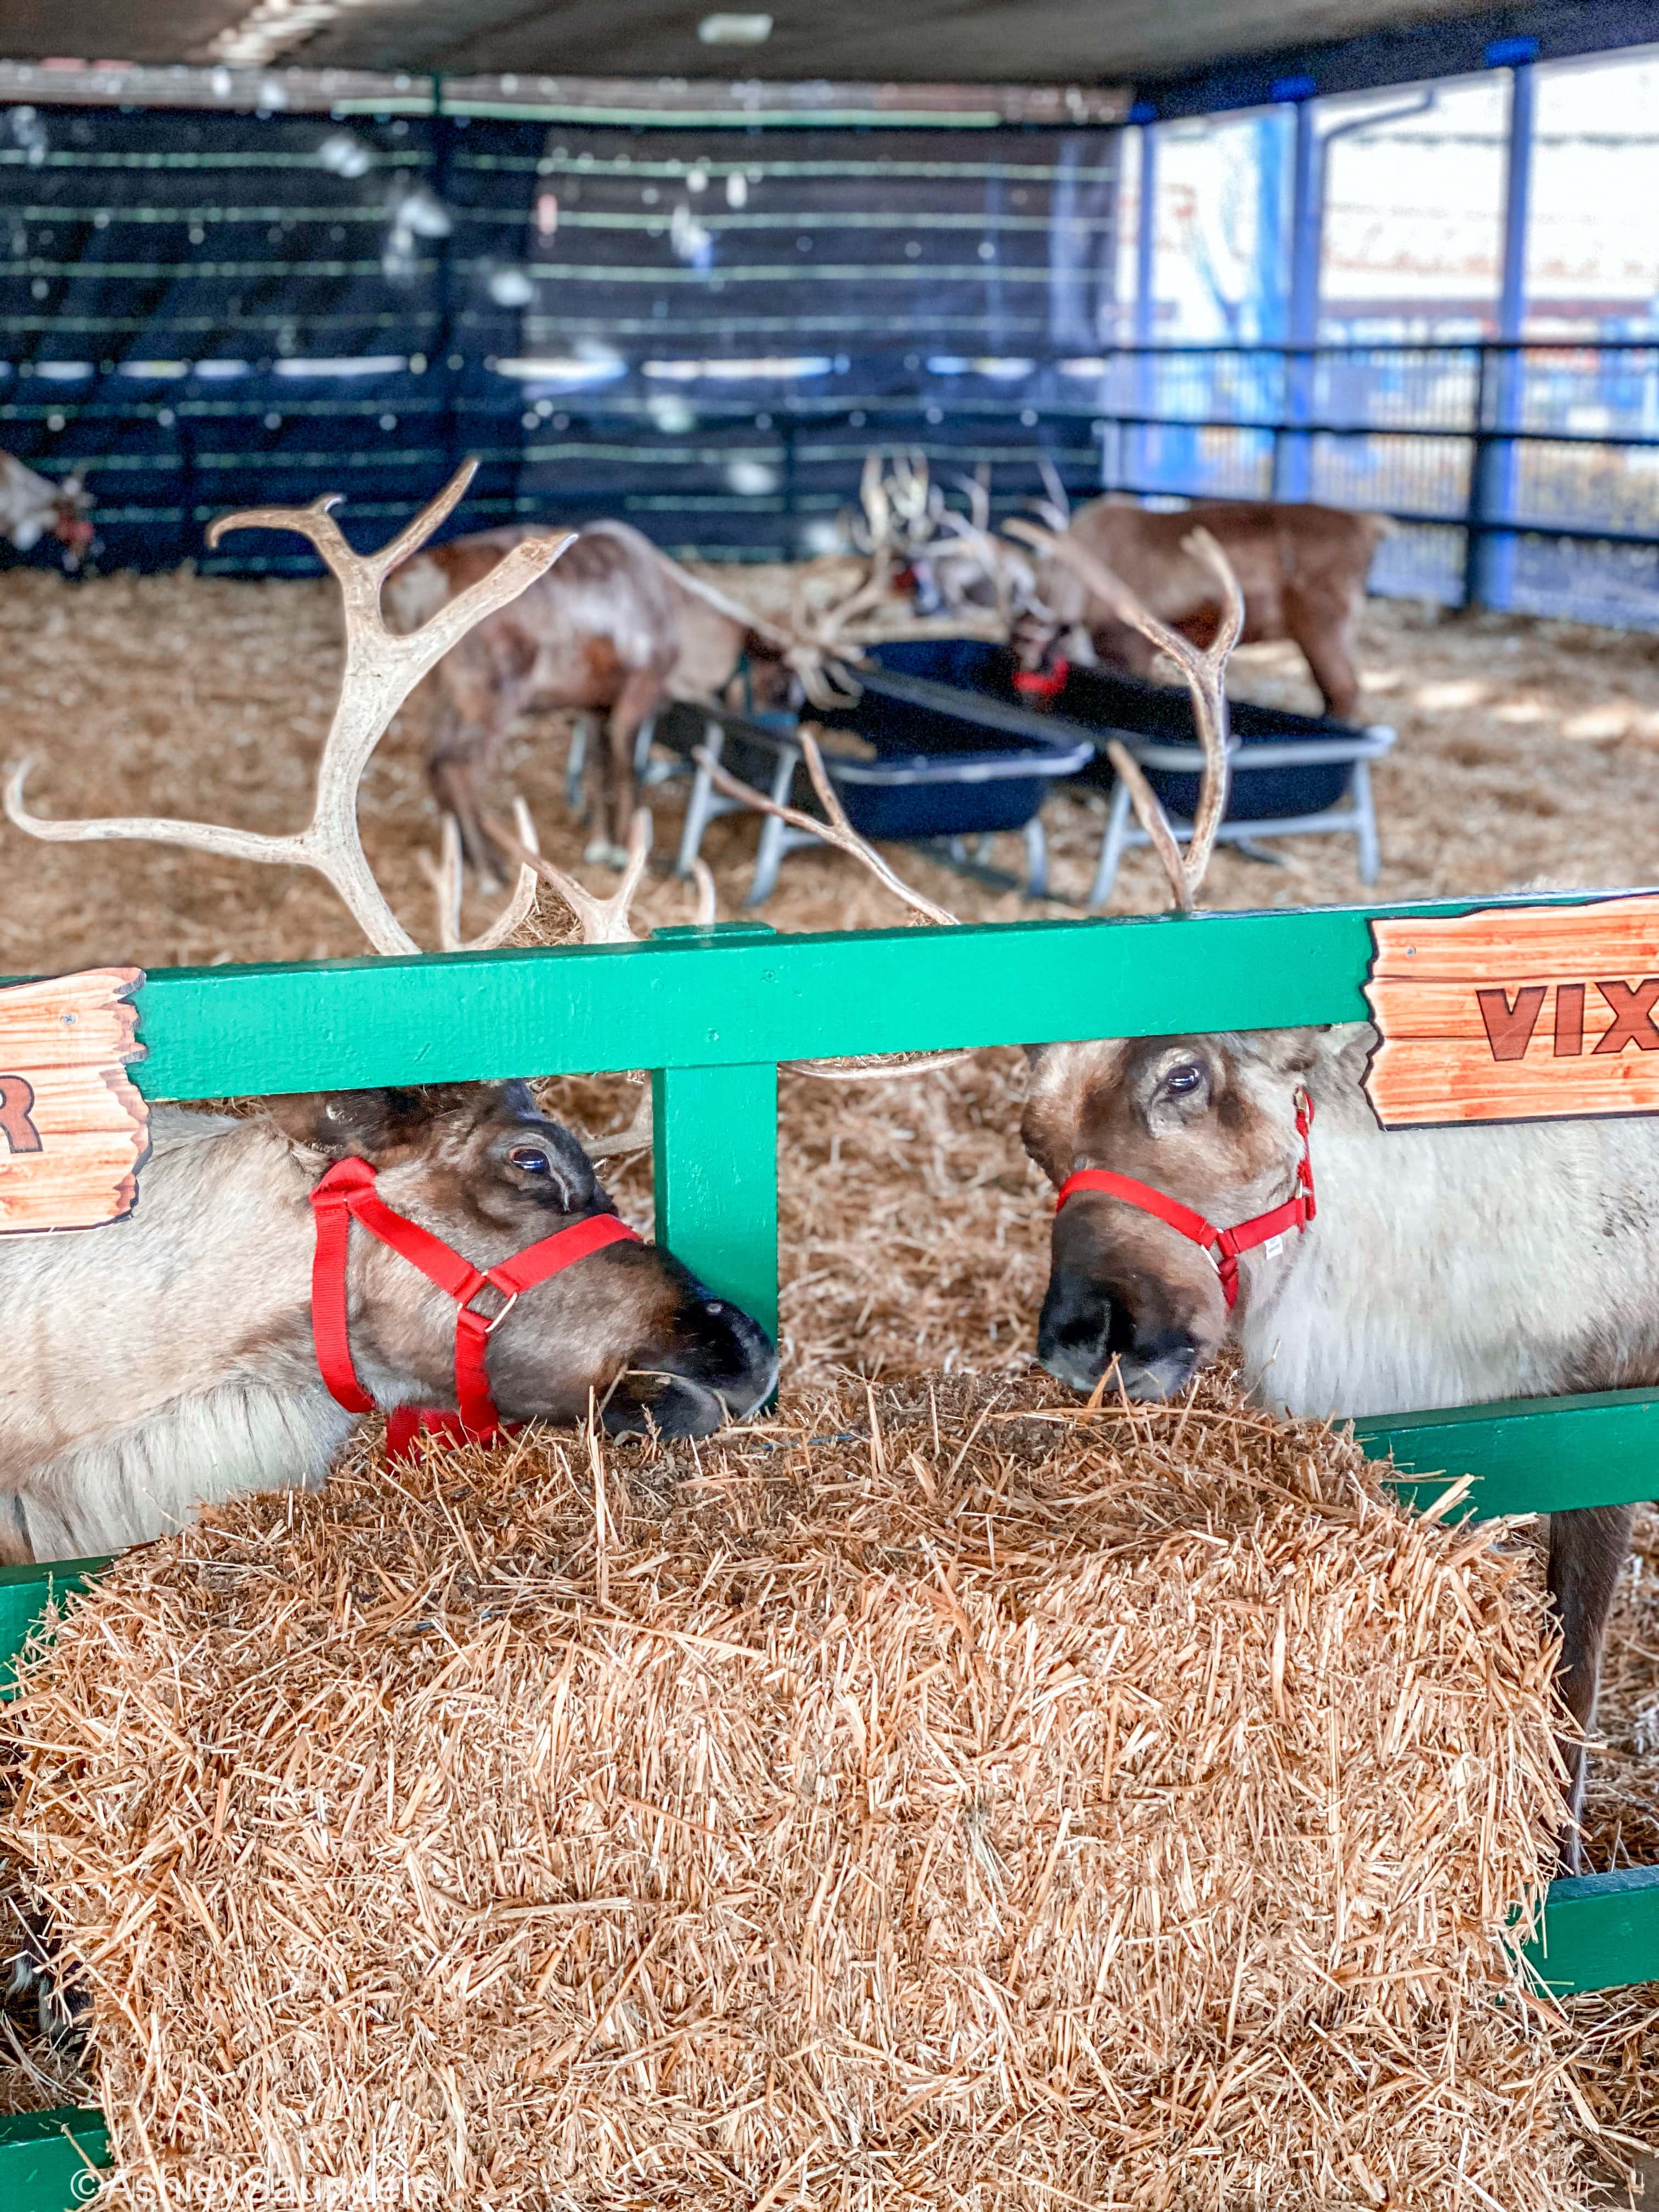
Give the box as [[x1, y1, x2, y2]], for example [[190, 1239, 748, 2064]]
[[0, 967, 148, 1232], [1364, 894, 1659, 1126]]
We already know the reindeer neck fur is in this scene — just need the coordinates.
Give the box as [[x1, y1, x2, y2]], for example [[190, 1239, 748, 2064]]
[[1234, 1026, 1659, 1421], [0, 1109, 363, 1560], [629, 533, 793, 652]]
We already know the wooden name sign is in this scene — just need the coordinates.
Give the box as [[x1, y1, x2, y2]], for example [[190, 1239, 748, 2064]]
[[1364, 894, 1659, 1127], [0, 967, 148, 1232]]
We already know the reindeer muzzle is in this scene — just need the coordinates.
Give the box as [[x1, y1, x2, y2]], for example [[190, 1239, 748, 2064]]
[[1054, 1089, 1316, 1311]]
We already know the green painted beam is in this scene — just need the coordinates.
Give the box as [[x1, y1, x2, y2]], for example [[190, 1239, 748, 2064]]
[[100, 887, 1641, 1102], [652, 1060, 781, 1342], [1529, 1866, 1659, 1994], [0, 1558, 110, 1692], [1357, 1390, 1659, 1519], [0, 2107, 110, 2209]]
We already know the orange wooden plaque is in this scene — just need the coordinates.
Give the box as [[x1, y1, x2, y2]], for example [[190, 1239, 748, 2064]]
[[0, 967, 148, 1232], [1364, 894, 1659, 1127]]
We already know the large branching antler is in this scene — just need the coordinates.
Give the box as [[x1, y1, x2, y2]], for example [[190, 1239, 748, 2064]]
[[1007, 518, 1244, 913], [4, 462, 568, 956], [696, 729, 958, 929]]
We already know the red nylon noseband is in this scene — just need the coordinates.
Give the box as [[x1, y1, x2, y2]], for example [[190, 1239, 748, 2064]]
[[1012, 656, 1070, 704], [1054, 1089, 1315, 1310], [309, 1156, 640, 1458]]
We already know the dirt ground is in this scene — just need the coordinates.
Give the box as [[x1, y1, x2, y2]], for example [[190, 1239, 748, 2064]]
[[5, 569, 1659, 2177]]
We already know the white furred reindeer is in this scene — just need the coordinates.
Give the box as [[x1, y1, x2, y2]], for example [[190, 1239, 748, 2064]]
[[0, 450, 93, 566], [0, 466, 776, 1566], [1005, 514, 1659, 1869]]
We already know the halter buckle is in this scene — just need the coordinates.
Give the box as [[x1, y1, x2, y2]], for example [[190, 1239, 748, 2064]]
[[465, 1282, 521, 1336]]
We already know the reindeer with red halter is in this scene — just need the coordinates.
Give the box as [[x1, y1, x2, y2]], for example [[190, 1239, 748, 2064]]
[[0, 465, 776, 1567], [999, 514, 1659, 1872]]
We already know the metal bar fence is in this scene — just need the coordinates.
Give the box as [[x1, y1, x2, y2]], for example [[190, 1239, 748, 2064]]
[[4, 891, 1659, 2203]]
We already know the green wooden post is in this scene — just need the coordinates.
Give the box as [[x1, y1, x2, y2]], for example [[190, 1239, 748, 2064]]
[[0, 2109, 110, 2209], [1357, 1389, 1659, 1519], [647, 923, 781, 1344], [0, 1558, 109, 1693], [652, 1059, 780, 1341], [1530, 1865, 1659, 1994]]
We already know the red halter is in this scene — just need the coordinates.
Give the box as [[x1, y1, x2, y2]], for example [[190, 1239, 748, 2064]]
[[308, 1156, 640, 1460], [1012, 656, 1070, 704], [1054, 1089, 1315, 1311]]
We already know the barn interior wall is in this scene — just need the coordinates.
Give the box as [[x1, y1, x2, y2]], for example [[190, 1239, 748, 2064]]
[[0, 98, 1118, 573]]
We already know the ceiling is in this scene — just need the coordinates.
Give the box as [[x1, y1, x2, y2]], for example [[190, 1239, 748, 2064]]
[[3, 0, 1503, 88]]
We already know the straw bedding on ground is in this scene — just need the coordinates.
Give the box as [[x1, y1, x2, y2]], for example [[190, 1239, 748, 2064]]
[[1, 1374, 1582, 2211]]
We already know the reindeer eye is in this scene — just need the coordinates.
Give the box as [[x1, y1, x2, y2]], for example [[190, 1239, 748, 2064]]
[[509, 1146, 554, 1176], [1165, 1063, 1204, 1096]]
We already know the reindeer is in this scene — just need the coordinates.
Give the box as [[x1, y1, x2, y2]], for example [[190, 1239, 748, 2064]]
[[0, 466, 776, 1567], [0, 450, 93, 567], [388, 454, 1006, 889], [384, 519, 804, 885], [1019, 487, 1389, 723], [995, 515, 1655, 1870]]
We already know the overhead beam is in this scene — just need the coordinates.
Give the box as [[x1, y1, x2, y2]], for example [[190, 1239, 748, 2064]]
[[1131, 0, 1659, 120]]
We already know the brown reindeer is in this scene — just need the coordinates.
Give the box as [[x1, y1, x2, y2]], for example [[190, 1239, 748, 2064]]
[[1009, 517, 1656, 1870], [1023, 494, 1389, 723], [0, 467, 777, 1565], [386, 520, 799, 884], [387, 455, 1005, 890]]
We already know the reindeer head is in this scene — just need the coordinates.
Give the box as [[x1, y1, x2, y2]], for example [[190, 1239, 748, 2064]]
[[4, 466, 779, 1440], [1004, 517, 1284, 1400], [268, 1082, 776, 1434], [1022, 1031, 1326, 1398]]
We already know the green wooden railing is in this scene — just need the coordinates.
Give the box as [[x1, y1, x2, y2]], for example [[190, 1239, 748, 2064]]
[[5, 891, 1659, 2202]]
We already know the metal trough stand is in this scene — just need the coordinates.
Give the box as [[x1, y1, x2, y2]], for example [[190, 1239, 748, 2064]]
[[1088, 722, 1397, 907]]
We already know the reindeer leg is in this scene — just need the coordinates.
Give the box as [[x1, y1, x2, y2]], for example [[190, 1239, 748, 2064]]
[[1286, 592, 1362, 722], [427, 731, 505, 891], [589, 670, 663, 871], [1547, 1503, 1636, 1873]]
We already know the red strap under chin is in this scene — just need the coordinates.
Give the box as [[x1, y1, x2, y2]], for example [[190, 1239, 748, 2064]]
[[1054, 1090, 1315, 1311], [309, 1158, 641, 1453], [1013, 656, 1070, 704]]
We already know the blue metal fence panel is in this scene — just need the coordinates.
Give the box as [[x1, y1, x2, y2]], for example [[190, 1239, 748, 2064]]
[[0, 100, 1121, 572]]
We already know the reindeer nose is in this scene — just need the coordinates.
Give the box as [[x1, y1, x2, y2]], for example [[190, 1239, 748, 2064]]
[[695, 1296, 778, 1419], [1037, 1268, 1122, 1392], [1037, 1272, 1199, 1402]]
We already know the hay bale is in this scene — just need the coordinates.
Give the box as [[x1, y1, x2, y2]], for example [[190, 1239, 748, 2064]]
[[1, 1375, 1581, 2209]]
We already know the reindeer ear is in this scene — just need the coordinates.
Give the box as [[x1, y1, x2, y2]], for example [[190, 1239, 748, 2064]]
[[266, 1089, 404, 1159]]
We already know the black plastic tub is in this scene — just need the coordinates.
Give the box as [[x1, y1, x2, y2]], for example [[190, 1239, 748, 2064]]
[[856, 637, 1367, 823], [657, 681, 1093, 843]]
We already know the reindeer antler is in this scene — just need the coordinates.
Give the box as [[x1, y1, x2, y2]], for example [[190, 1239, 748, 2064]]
[[696, 728, 957, 930], [1034, 454, 1071, 532], [426, 799, 544, 953], [5, 462, 569, 956], [1007, 518, 1243, 913], [483, 804, 653, 946]]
